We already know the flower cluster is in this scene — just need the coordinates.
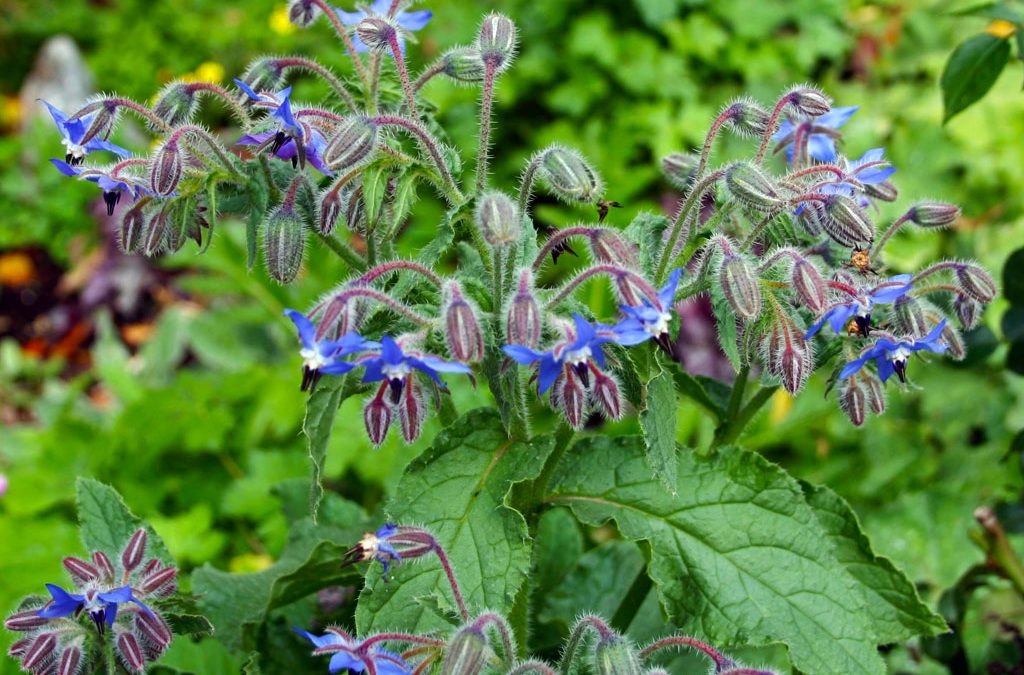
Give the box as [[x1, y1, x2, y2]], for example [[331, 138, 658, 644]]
[[4, 528, 177, 674]]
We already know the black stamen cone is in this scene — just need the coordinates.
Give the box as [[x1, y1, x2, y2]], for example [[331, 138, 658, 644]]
[[388, 377, 404, 404], [573, 362, 590, 388], [271, 130, 288, 154], [91, 611, 106, 636], [655, 332, 676, 358], [301, 367, 322, 393], [103, 190, 122, 216], [894, 359, 907, 383], [855, 314, 872, 337]]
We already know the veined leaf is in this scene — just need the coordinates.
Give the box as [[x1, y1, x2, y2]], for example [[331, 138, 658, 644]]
[[941, 33, 1012, 122], [76, 478, 173, 565], [640, 365, 680, 492]]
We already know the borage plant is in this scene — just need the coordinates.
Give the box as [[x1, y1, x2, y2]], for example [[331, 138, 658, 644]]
[[8, 0, 999, 673]]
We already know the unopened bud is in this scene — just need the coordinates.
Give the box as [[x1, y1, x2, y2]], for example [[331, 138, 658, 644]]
[[239, 57, 285, 94], [442, 626, 489, 675], [142, 566, 178, 596], [941, 321, 967, 361], [143, 203, 173, 256], [797, 200, 826, 236], [263, 204, 307, 284], [822, 194, 874, 248], [477, 13, 517, 70], [318, 187, 344, 235], [443, 283, 485, 363], [720, 255, 763, 322], [788, 86, 832, 117], [288, 0, 321, 28], [476, 190, 520, 247], [5, 610, 50, 632], [116, 631, 146, 672], [324, 116, 378, 172], [120, 204, 146, 253], [893, 297, 930, 338], [592, 372, 623, 420], [397, 379, 424, 445], [865, 180, 898, 203], [356, 16, 399, 51], [956, 263, 996, 303], [345, 185, 367, 232], [8, 638, 30, 657], [122, 528, 148, 573], [506, 270, 542, 349], [539, 146, 603, 204], [76, 100, 118, 146], [59, 645, 83, 675], [22, 633, 57, 671], [93, 551, 115, 583], [954, 294, 982, 329], [792, 260, 827, 312], [63, 556, 100, 584], [908, 201, 961, 229], [152, 82, 198, 128], [861, 373, 885, 415], [593, 635, 642, 675], [589, 230, 639, 269], [661, 152, 698, 190], [840, 380, 867, 427], [364, 394, 393, 447], [725, 162, 783, 211], [780, 338, 811, 395], [725, 98, 771, 138], [150, 140, 182, 197], [440, 47, 487, 84], [135, 610, 173, 648], [555, 370, 587, 430]]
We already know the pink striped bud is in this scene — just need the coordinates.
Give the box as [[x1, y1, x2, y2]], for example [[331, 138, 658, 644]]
[[324, 116, 378, 172], [21, 633, 57, 671], [76, 101, 118, 146], [862, 373, 886, 415], [555, 369, 587, 430], [941, 321, 967, 361], [442, 283, 485, 363], [143, 203, 173, 257], [119, 204, 146, 253], [764, 319, 810, 394], [865, 180, 898, 203], [792, 260, 827, 313], [364, 392, 393, 447], [954, 294, 982, 329], [591, 372, 623, 421], [345, 185, 367, 232], [58, 645, 83, 675], [822, 194, 875, 248], [893, 297, 929, 338], [8, 638, 30, 657], [62, 556, 100, 584], [93, 552, 116, 583], [956, 263, 996, 303], [355, 16, 399, 52], [122, 529, 148, 573], [317, 187, 344, 235], [720, 255, 762, 322], [263, 204, 307, 285], [788, 86, 831, 117], [288, 0, 321, 28], [506, 270, 542, 349], [840, 380, 867, 427], [116, 631, 146, 672], [315, 296, 361, 342], [589, 230, 639, 269], [725, 162, 784, 212], [150, 140, 182, 197], [135, 610, 173, 648], [908, 201, 961, 229], [142, 566, 178, 596], [5, 610, 50, 632], [398, 379, 425, 444], [142, 558, 161, 576]]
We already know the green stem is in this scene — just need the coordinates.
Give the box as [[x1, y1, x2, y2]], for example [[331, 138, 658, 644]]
[[317, 231, 367, 271], [713, 383, 778, 448], [508, 579, 530, 659], [725, 365, 749, 423]]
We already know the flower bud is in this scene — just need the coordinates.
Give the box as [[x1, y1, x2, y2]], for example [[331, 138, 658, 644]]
[[21, 633, 57, 671], [77, 100, 118, 146], [150, 140, 182, 197], [592, 372, 623, 420], [324, 116, 378, 172], [593, 635, 643, 675], [791, 260, 826, 313], [364, 394, 393, 447], [356, 16, 399, 51], [117, 631, 146, 672], [725, 162, 783, 211], [440, 47, 487, 84], [788, 86, 832, 117], [554, 370, 587, 430], [822, 194, 875, 248], [954, 294, 982, 330], [661, 152, 698, 190], [506, 270, 542, 349], [797, 200, 825, 236], [120, 204, 146, 254], [59, 645, 83, 675], [398, 381, 425, 445], [122, 528, 148, 573], [956, 263, 996, 303], [263, 204, 307, 284], [152, 82, 198, 128], [239, 57, 285, 94], [317, 188, 344, 236], [288, 0, 321, 28], [840, 380, 867, 427], [143, 203, 173, 256], [475, 190, 520, 248], [864, 180, 898, 203], [345, 185, 367, 231], [908, 201, 961, 229], [941, 321, 967, 361], [477, 13, 517, 70], [893, 297, 929, 338], [540, 146, 603, 203], [135, 609, 173, 648], [589, 230, 639, 269], [724, 98, 771, 138], [442, 626, 489, 675], [443, 282, 485, 363], [861, 373, 885, 415], [141, 566, 178, 596], [8, 638, 30, 657], [720, 255, 762, 322], [93, 551, 116, 583], [5, 610, 50, 632], [63, 556, 100, 584]]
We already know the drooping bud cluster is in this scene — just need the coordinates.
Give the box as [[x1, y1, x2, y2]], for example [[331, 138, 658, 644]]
[[5, 528, 177, 674]]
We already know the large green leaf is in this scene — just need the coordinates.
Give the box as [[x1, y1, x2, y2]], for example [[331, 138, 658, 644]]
[[941, 33, 1012, 122], [640, 365, 680, 492], [545, 437, 892, 675], [802, 484, 947, 642], [302, 374, 360, 520], [75, 478, 173, 565], [355, 409, 554, 634]]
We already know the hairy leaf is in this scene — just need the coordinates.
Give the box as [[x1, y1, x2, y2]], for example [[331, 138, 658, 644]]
[[641, 365, 680, 492], [75, 478, 173, 564], [302, 374, 360, 520]]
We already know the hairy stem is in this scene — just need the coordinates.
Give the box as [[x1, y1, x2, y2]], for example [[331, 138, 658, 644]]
[[654, 170, 725, 285], [386, 33, 419, 118], [275, 56, 359, 112], [476, 60, 499, 194], [309, 0, 371, 91]]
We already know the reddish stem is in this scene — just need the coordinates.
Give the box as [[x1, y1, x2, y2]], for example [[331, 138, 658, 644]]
[[639, 636, 732, 671]]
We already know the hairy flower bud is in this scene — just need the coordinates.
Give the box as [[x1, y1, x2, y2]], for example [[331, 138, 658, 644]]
[[506, 270, 542, 349], [93, 551, 115, 583], [77, 100, 118, 146], [539, 146, 603, 204], [475, 190, 520, 247], [840, 379, 867, 427], [364, 395, 393, 447], [59, 645, 82, 675], [263, 204, 307, 284], [355, 16, 399, 51], [442, 626, 489, 675], [791, 260, 827, 313], [317, 187, 344, 235], [345, 185, 367, 231], [941, 321, 967, 361], [443, 282, 485, 363], [324, 116, 378, 172], [62, 556, 100, 584], [592, 372, 624, 420], [135, 610, 173, 648], [142, 566, 178, 596], [589, 230, 639, 269], [4, 610, 50, 632], [724, 98, 771, 138], [954, 294, 982, 329], [956, 263, 996, 303], [822, 194, 875, 248], [150, 140, 182, 197], [661, 152, 698, 190], [720, 255, 762, 322], [152, 82, 198, 128], [121, 528, 148, 573], [440, 47, 487, 83], [764, 319, 811, 394], [239, 57, 285, 94], [477, 13, 517, 70], [21, 633, 57, 671], [788, 86, 832, 117], [893, 297, 929, 338], [725, 162, 783, 211], [908, 201, 961, 229], [288, 0, 321, 28], [117, 631, 145, 672], [593, 635, 643, 675], [120, 204, 146, 254], [555, 370, 587, 430], [142, 204, 173, 256], [861, 373, 885, 415], [865, 180, 898, 203]]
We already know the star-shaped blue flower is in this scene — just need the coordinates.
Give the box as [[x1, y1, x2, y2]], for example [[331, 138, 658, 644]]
[[614, 268, 682, 348], [285, 309, 377, 390], [295, 628, 411, 674], [234, 80, 302, 138], [354, 336, 470, 400], [39, 100, 131, 165], [504, 314, 621, 394], [335, 0, 432, 53], [795, 147, 896, 214], [50, 159, 154, 215], [839, 320, 948, 383], [239, 128, 332, 175], [37, 584, 151, 634], [773, 105, 858, 164], [805, 274, 912, 340]]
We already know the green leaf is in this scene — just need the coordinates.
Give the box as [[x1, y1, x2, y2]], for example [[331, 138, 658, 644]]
[[355, 409, 555, 635], [941, 33, 1012, 122], [246, 178, 269, 271], [546, 437, 887, 675], [640, 365, 680, 492], [302, 374, 360, 520], [75, 478, 173, 564], [1004, 247, 1024, 305], [362, 166, 387, 227], [533, 507, 584, 598], [802, 484, 948, 642]]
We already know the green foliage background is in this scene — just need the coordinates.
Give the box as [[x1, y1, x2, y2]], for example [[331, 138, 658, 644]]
[[1, 0, 1023, 672]]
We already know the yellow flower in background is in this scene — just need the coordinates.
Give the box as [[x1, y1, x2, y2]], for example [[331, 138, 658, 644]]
[[1, 96, 22, 129], [770, 389, 794, 425], [270, 5, 296, 35], [986, 19, 1017, 39], [194, 61, 226, 84]]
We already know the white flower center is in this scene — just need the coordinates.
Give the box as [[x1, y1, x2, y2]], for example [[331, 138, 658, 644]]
[[645, 312, 672, 336], [854, 298, 872, 317], [886, 346, 911, 363], [301, 346, 330, 371], [563, 345, 592, 366], [382, 361, 412, 380], [62, 138, 87, 160]]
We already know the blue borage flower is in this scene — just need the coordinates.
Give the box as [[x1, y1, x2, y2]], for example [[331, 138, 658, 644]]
[[234, 80, 324, 168], [773, 105, 858, 164], [804, 274, 913, 339], [353, 335, 471, 403], [504, 314, 621, 394], [342, 523, 403, 576], [613, 268, 682, 353], [39, 100, 131, 166], [295, 627, 412, 675], [238, 128, 333, 175], [50, 159, 155, 215], [840, 320, 948, 383], [335, 0, 432, 53], [37, 584, 152, 635], [285, 309, 378, 391], [794, 148, 896, 214]]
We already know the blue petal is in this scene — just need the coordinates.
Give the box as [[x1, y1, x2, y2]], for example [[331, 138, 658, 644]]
[[537, 356, 562, 394], [87, 137, 132, 158], [659, 268, 683, 309], [329, 651, 366, 673], [39, 99, 72, 141], [817, 105, 858, 129], [570, 314, 596, 350], [413, 355, 471, 375], [503, 345, 544, 365], [234, 78, 263, 101], [772, 118, 794, 141], [273, 88, 300, 135], [803, 313, 830, 340], [854, 147, 886, 165], [335, 6, 368, 25], [380, 336, 405, 365], [870, 277, 912, 304], [321, 360, 357, 375], [284, 309, 316, 349], [807, 134, 837, 163], [857, 166, 895, 185], [591, 345, 607, 369], [839, 355, 871, 380], [37, 584, 83, 618], [50, 158, 82, 177], [876, 354, 896, 382], [917, 319, 948, 348], [397, 9, 432, 31], [369, 0, 392, 13], [295, 627, 344, 649], [827, 305, 857, 335]]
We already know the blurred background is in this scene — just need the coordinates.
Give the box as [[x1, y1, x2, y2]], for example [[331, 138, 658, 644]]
[[1, 0, 1023, 672]]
